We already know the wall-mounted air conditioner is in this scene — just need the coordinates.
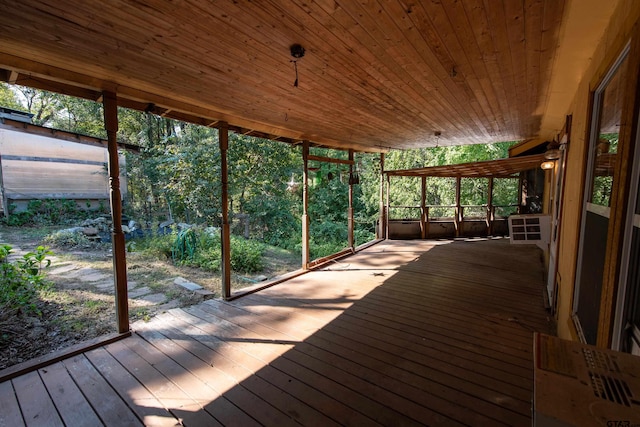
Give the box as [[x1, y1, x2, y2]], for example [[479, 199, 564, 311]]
[[534, 333, 640, 426], [508, 214, 550, 250]]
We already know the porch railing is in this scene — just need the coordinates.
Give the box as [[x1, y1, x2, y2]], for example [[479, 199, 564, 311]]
[[388, 204, 519, 221], [387, 204, 519, 238]]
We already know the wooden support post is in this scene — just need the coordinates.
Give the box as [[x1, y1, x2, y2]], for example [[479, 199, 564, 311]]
[[378, 153, 385, 239], [302, 142, 310, 269], [517, 172, 524, 214], [426, 206, 430, 237], [420, 176, 427, 239], [102, 91, 129, 333], [455, 176, 462, 237], [219, 124, 231, 299], [385, 174, 390, 240], [487, 177, 494, 236], [348, 149, 355, 250], [0, 154, 8, 219]]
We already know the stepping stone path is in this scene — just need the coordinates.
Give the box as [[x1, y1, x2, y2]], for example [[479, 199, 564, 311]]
[[47, 263, 78, 275], [1, 230, 215, 322], [174, 276, 215, 297], [174, 276, 202, 291], [45, 256, 214, 308], [134, 293, 166, 306], [128, 286, 153, 299], [58, 266, 111, 282]]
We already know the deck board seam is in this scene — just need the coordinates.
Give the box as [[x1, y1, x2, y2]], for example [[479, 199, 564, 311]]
[[129, 330, 252, 426], [154, 308, 345, 426], [317, 322, 533, 419], [185, 305, 454, 426], [149, 309, 370, 426]]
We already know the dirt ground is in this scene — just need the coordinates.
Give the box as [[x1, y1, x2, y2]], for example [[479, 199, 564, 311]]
[[0, 225, 299, 370]]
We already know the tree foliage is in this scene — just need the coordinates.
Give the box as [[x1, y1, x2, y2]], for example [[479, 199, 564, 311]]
[[0, 85, 520, 258], [0, 83, 23, 110], [380, 142, 516, 219]]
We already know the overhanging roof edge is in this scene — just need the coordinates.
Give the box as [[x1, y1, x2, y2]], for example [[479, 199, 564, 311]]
[[385, 153, 548, 178]]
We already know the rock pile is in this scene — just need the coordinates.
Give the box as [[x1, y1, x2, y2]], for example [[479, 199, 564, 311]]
[[80, 217, 110, 238], [56, 216, 144, 241]]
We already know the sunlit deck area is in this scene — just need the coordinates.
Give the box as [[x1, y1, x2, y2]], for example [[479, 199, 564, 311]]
[[0, 238, 554, 426]]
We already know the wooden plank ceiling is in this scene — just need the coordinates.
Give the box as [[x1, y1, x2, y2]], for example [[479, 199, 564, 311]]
[[0, 1, 616, 152]]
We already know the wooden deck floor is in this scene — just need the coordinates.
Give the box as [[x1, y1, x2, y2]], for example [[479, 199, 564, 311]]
[[0, 238, 554, 426]]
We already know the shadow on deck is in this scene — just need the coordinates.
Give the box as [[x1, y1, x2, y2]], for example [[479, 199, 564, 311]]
[[0, 238, 554, 426]]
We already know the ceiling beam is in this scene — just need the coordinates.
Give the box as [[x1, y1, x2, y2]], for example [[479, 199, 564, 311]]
[[386, 153, 547, 178], [307, 154, 355, 166]]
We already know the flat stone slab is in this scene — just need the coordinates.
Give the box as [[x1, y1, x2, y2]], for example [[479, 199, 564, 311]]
[[59, 267, 101, 279], [157, 300, 181, 311], [78, 271, 111, 282], [173, 276, 202, 291], [48, 264, 79, 275], [95, 281, 115, 292], [194, 289, 215, 298], [134, 293, 166, 306], [128, 286, 152, 298]]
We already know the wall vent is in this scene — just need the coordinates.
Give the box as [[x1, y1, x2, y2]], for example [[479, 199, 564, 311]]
[[508, 214, 550, 250], [534, 333, 640, 426], [589, 371, 633, 406]]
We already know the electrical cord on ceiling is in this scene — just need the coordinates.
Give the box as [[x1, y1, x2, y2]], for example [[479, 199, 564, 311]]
[[291, 60, 299, 87], [289, 43, 305, 88]]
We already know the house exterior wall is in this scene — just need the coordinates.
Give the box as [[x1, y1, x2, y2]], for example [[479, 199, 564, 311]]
[[0, 123, 127, 214], [556, 0, 640, 343]]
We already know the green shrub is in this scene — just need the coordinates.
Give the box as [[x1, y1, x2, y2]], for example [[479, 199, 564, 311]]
[[172, 228, 198, 262], [267, 232, 301, 252], [354, 229, 376, 246], [192, 244, 221, 272], [309, 240, 346, 260], [136, 232, 175, 259], [308, 221, 348, 259], [43, 230, 93, 248], [191, 232, 221, 271], [0, 245, 53, 314], [136, 227, 266, 274], [2, 199, 96, 226], [126, 241, 137, 252], [230, 236, 264, 273]]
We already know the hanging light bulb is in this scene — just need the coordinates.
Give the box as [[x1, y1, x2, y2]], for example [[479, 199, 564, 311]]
[[290, 44, 306, 87], [286, 173, 299, 192]]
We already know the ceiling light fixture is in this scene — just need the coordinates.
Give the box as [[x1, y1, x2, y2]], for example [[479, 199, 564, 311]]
[[540, 161, 555, 170], [290, 44, 306, 87], [544, 140, 561, 160]]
